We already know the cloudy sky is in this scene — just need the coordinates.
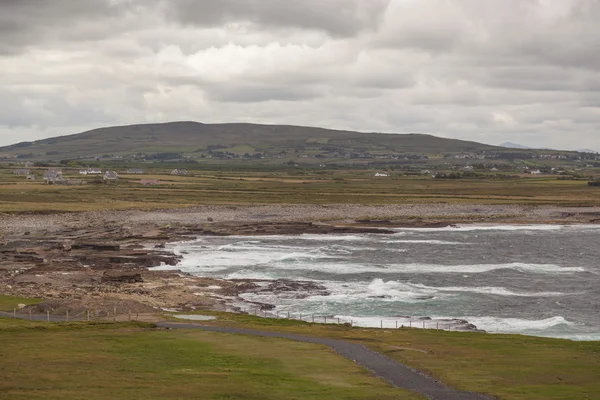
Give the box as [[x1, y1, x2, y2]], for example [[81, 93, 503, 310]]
[[1, 0, 599, 150]]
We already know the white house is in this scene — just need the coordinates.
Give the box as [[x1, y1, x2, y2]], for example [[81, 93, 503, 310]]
[[79, 168, 102, 175], [103, 171, 119, 180], [171, 169, 188, 175], [530, 169, 542, 175], [374, 172, 388, 177]]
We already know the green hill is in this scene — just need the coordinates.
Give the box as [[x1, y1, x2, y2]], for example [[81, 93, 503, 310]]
[[0, 121, 499, 161]]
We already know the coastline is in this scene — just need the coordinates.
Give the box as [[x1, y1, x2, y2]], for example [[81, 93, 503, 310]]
[[2, 204, 600, 328]]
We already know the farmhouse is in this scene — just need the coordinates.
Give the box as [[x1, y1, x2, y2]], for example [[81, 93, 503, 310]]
[[79, 168, 102, 175], [374, 172, 388, 177], [171, 169, 188, 175], [530, 169, 542, 175], [13, 169, 30, 175], [126, 168, 144, 174], [104, 171, 119, 180], [43, 169, 64, 184]]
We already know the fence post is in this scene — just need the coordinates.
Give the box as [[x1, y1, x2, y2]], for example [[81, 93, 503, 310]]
[[66, 310, 69, 321], [350, 320, 353, 327], [337, 318, 340, 324], [409, 320, 412, 328], [13, 308, 16, 318], [436, 322, 439, 329], [299, 313, 302, 320], [381, 320, 383, 329], [128, 310, 132, 321], [396, 320, 398, 329], [312, 314, 314, 323], [87, 310, 90, 321], [113, 306, 117, 322], [46, 310, 50, 322], [287, 311, 290, 319], [276, 311, 279, 318], [29, 308, 32, 320], [264, 310, 267, 318], [422, 321, 425, 329]]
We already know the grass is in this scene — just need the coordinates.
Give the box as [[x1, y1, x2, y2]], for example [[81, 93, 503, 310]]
[[167, 311, 600, 400], [0, 317, 418, 400], [1, 167, 599, 212], [0, 295, 42, 311]]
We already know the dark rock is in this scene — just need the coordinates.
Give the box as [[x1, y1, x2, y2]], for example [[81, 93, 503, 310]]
[[101, 270, 143, 283]]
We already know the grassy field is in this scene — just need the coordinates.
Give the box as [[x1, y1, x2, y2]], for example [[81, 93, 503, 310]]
[[0, 295, 42, 311], [165, 311, 600, 400], [1, 167, 599, 212], [0, 317, 418, 400]]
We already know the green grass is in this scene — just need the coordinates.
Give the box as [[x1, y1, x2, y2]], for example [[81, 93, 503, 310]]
[[1, 168, 599, 212], [169, 311, 600, 400], [0, 318, 418, 400], [0, 295, 42, 311]]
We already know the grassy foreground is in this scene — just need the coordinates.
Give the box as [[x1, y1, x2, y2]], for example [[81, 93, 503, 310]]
[[0, 317, 418, 400], [172, 311, 600, 400]]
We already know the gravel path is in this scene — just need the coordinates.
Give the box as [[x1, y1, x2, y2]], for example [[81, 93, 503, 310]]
[[157, 322, 496, 400]]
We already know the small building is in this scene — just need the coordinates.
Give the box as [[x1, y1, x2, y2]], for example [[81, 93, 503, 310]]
[[43, 169, 64, 184], [491, 167, 499, 172], [26, 175, 36, 181], [530, 169, 542, 175], [420, 170, 431, 175], [13, 169, 30, 175], [103, 171, 119, 181], [141, 179, 159, 186], [171, 169, 188, 175], [374, 172, 388, 177], [79, 168, 102, 175], [126, 168, 144, 174], [463, 165, 474, 172]]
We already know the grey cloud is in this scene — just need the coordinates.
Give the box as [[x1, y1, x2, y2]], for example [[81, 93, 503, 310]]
[[0, 0, 599, 150], [162, 0, 390, 37]]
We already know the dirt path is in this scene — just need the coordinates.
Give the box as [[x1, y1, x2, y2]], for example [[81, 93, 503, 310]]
[[157, 322, 496, 400]]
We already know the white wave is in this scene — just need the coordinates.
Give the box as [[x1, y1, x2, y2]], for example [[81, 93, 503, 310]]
[[409, 283, 573, 297], [383, 239, 471, 245], [463, 316, 574, 333], [298, 234, 371, 241], [393, 224, 567, 232], [262, 261, 584, 275]]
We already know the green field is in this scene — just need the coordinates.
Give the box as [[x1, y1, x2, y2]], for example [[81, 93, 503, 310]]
[[180, 311, 600, 400], [0, 317, 417, 400], [2, 312, 599, 400], [0, 295, 42, 311], [1, 167, 599, 212]]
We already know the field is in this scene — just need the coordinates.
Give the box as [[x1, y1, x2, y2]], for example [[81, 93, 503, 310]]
[[0, 317, 417, 400], [1, 167, 599, 212], [2, 311, 600, 400]]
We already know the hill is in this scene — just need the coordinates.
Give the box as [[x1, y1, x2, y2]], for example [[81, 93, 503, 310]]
[[0, 121, 499, 161]]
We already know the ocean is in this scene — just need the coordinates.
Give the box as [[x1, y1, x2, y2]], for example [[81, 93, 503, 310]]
[[154, 224, 600, 341]]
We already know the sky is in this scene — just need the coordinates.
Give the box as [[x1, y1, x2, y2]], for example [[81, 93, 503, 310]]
[[1, 0, 599, 150]]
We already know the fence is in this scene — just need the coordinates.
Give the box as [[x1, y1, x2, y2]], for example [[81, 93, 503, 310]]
[[4, 306, 458, 331], [248, 308, 458, 331], [4, 307, 143, 323]]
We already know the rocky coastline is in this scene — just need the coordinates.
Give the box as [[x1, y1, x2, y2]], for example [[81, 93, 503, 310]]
[[2, 204, 600, 327]]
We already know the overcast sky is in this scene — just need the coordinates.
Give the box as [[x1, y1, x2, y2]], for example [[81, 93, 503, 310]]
[[1, 0, 599, 150]]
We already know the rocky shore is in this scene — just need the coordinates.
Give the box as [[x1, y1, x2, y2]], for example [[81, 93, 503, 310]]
[[2, 204, 600, 320]]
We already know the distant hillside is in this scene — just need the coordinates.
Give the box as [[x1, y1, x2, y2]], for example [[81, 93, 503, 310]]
[[0, 121, 500, 161], [501, 142, 530, 149]]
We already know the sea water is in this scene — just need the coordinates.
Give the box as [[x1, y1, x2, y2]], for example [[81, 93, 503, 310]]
[[153, 224, 600, 340]]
